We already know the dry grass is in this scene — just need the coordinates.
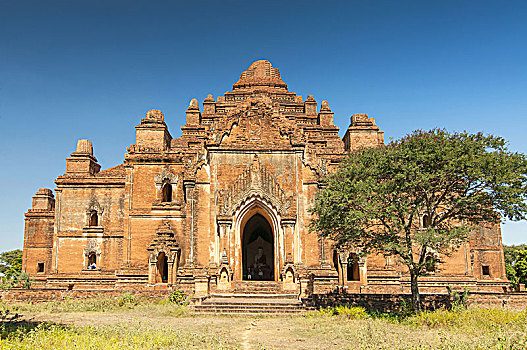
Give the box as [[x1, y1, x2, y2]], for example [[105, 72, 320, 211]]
[[1, 298, 527, 349], [0, 323, 233, 350]]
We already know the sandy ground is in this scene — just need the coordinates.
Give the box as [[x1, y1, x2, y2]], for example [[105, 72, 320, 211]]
[[17, 309, 505, 350]]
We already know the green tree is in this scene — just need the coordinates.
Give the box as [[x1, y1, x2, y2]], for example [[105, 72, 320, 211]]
[[504, 245, 527, 289], [0, 249, 23, 280], [515, 251, 527, 287], [311, 130, 527, 312]]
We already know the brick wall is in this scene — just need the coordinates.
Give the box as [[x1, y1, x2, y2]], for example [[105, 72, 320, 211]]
[[0, 288, 171, 303], [308, 291, 527, 312], [467, 292, 527, 310]]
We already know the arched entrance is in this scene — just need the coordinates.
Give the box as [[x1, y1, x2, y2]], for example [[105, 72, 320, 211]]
[[347, 253, 360, 282], [242, 213, 274, 281], [156, 252, 168, 283]]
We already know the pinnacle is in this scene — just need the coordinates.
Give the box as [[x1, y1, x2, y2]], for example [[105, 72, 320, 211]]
[[233, 59, 287, 90]]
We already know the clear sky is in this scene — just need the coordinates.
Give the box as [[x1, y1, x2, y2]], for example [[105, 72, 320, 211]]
[[1, 0, 526, 251]]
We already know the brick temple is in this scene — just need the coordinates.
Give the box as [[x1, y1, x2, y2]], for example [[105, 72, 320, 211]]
[[22, 60, 508, 298]]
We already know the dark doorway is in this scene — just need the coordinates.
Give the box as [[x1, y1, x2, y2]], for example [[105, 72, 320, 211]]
[[89, 210, 98, 226], [157, 252, 168, 283], [242, 213, 274, 281], [162, 182, 172, 202], [347, 253, 360, 281], [333, 250, 339, 273], [88, 253, 96, 267]]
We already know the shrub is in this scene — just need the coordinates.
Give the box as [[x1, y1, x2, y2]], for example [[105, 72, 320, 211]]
[[117, 293, 138, 308], [333, 305, 370, 319], [306, 305, 369, 319], [168, 290, 189, 306], [446, 286, 469, 311], [305, 308, 334, 317]]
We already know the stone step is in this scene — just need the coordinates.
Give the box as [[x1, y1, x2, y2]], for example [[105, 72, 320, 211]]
[[193, 306, 307, 314], [231, 281, 284, 294], [194, 310, 306, 315], [201, 299, 302, 307], [196, 304, 304, 310], [233, 281, 281, 287], [209, 293, 299, 300], [195, 291, 308, 314]]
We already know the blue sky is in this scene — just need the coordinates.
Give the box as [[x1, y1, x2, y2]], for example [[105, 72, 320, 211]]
[[1, 0, 526, 250]]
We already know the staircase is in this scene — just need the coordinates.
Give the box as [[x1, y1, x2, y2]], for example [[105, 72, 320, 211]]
[[193, 281, 309, 315], [232, 280, 282, 293]]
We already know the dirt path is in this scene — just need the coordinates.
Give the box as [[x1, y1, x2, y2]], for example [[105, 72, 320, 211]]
[[241, 319, 264, 350]]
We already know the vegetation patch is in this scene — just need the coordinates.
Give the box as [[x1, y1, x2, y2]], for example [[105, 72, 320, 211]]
[[167, 290, 190, 306], [3, 300, 527, 349], [0, 323, 233, 349], [10, 293, 190, 316], [409, 308, 527, 330], [307, 305, 370, 319]]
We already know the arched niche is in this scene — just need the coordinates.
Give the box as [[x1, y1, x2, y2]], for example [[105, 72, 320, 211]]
[[156, 252, 169, 283], [242, 213, 274, 281], [233, 195, 282, 281], [347, 253, 360, 281]]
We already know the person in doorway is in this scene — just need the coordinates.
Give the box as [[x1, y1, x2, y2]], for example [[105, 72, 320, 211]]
[[254, 247, 269, 280], [254, 247, 267, 266]]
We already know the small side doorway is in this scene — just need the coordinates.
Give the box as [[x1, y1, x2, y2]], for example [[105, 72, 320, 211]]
[[157, 252, 168, 283]]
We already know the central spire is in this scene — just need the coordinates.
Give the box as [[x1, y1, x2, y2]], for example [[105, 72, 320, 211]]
[[233, 60, 287, 91]]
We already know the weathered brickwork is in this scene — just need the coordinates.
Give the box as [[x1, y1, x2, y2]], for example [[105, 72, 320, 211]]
[[0, 288, 170, 303], [23, 60, 509, 297], [309, 292, 527, 312]]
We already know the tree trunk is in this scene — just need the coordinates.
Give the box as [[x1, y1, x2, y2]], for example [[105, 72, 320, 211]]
[[410, 270, 422, 313]]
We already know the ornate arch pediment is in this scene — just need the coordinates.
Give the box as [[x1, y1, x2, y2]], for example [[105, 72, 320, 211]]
[[86, 195, 103, 214], [154, 167, 179, 184], [215, 155, 294, 217], [147, 221, 181, 263], [84, 239, 101, 257]]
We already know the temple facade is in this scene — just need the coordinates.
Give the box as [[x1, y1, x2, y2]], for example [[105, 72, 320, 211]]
[[22, 60, 508, 296]]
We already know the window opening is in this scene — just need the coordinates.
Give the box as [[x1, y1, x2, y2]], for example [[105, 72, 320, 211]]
[[157, 252, 168, 283], [162, 182, 172, 203], [347, 253, 360, 281], [89, 210, 98, 226], [37, 263, 44, 273], [87, 253, 97, 269]]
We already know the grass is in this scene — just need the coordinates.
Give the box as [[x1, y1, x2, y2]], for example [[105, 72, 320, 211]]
[[1, 297, 527, 349], [0, 323, 233, 349], [306, 305, 370, 319], [11, 294, 190, 316], [409, 307, 527, 330]]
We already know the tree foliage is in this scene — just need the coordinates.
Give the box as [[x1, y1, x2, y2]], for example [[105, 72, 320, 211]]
[[0, 249, 30, 289], [0, 249, 22, 280], [311, 129, 527, 311], [504, 245, 527, 289]]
